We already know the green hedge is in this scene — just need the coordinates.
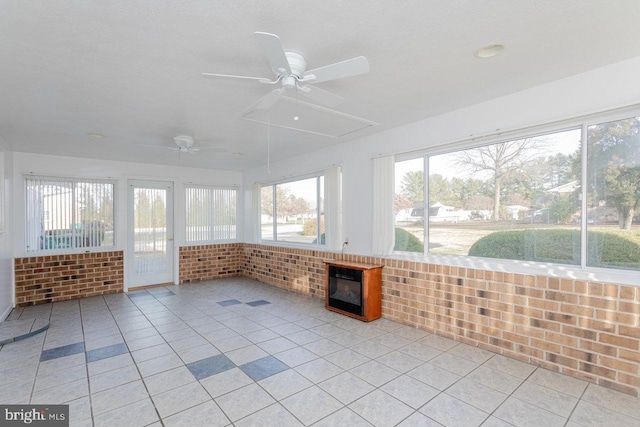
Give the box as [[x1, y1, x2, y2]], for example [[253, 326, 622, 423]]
[[394, 228, 424, 252], [468, 229, 640, 269]]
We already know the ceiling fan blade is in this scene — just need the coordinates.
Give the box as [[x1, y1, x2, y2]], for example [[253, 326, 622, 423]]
[[254, 32, 291, 77], [201, 73, 271, 83], [197, 146, 227, 152], [298, 85, 344, 107], [303, 56, 369, 84], [255, 88, 284, 109], [136, 143, 176, 151]]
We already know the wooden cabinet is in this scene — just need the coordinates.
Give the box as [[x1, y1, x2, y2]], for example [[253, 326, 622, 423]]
[[324, 260, 383, 322]]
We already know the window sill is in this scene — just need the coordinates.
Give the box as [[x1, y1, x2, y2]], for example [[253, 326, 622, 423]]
[[390, 251, 640, 287], [258, 240, 326, 250], [23, 246, 118, 258], [183, 240, 239, 246]]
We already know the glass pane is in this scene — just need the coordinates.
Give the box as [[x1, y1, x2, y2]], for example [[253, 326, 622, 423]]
[[429, 129, 582, 263], [318, 177, 325, 244], [76, 182, 114, 247], [25, 177, 113, 252], [186, 186, 211, 242], [276, 177, 321, 244], [134, 188, 167, 275], [261, 186, 274, 240], [212, 188, 237, 240], [186, 187, 236, 242], [394, 158, 425, 252], [587, 116, 640, 271], [36, 180, 74, 250]]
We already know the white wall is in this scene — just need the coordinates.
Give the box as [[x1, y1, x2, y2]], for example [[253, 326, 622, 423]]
[[12, 153, 242, 287], [243, 56, 640, 259], [0, 143, 13, 320]]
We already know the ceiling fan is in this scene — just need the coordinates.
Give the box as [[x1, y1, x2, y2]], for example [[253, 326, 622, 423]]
[[141, 136, 226, 154], [202, 32, 370, 110]]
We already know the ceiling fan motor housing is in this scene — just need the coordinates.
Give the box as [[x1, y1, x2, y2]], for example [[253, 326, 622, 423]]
[[284, 51, 307, 80], [174, 135, 194, 148]]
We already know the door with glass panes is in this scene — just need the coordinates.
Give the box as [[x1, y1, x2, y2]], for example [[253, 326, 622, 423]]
[[127, 180, 174, 288]]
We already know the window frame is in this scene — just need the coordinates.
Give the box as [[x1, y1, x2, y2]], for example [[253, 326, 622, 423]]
[[260, 171, 326, 247], [24, 174, 116, 254], [390, 105, 640, 285], [184, 184, 238, 245]]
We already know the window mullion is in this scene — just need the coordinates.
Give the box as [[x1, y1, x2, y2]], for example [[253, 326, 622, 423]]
[[424, 155, 429, 255], [580, 123, 588, 269], [209, 188, 215, 241], [316, 177, 321, 245], [272, 185, 277, 241]]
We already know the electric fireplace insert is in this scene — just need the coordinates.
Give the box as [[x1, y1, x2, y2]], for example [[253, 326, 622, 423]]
[[324, 260, 383, 322], [328, 265, 363, 316]]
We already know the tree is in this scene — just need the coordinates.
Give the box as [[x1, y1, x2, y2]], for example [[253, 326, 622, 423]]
[[455, 138, 544, 221], [261, 186, 291, 219], [467, 195, 493, 211], [587, 117, 640, 229], [400, 170, 424, 203], [546, 152, 578, 188], [152, 194, 166, 229], [549, 194, 574, 224], [605, 160, 640, 229], [287, 195, 311, 219], [428, 174, 452, 205], [459, 178, 491, 209], [394, 193, 413, 215], [134, 190, 151, 228]]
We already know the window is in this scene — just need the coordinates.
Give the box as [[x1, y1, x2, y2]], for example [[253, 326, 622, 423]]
[[586, 116, 640, 270], [394, 116, 640, 272], [261, 175, 325, 244], [395, 129, 584, 263], [185, 185, 237, 242], [25, 175, 115, 252], [394, 158, 425, 252]]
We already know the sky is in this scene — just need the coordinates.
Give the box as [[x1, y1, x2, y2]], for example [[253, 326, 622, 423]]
[[395, 128, 581, 192]]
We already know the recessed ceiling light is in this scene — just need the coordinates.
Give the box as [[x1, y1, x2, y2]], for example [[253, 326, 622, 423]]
[[475, 43, 506, 58], [88, 133, 105, 138]]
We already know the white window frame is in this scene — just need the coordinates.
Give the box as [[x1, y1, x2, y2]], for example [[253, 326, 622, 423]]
[[184, 184, 238, 244], [390, 104, 640, 285], [260, 172, 326, 247], [24, 175, 116, 254]]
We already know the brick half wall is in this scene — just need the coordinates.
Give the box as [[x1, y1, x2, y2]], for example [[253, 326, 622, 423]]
[[15, 251, 124, 306], [242, 244, 328, 298], [179, 243, 243, 283], [242, 244, 640, 397]]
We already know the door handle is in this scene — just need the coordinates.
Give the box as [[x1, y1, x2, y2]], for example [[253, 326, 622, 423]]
[[168, 237, 174, 241]]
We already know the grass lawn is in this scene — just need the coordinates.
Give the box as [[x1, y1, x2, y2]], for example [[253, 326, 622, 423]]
[[397, 220, 640, 270]]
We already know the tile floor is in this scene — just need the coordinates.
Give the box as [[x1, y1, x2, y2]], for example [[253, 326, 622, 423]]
[[1, 277, 639, 427]]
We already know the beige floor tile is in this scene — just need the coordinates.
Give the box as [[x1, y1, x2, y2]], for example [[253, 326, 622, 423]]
[[152, 381, 211, 418], [281, 385, 343, 425], [349, 389, 414, 427], [215, 383, 275, 422]]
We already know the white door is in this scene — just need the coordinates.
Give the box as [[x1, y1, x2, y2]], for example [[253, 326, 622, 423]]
[[127, 180, 174, 289]]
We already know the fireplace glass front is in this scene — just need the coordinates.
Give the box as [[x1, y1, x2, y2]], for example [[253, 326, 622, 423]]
[[328, 266, 363, 316]]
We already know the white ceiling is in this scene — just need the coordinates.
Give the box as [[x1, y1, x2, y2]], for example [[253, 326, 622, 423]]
[[2, 1, 640, 171]]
